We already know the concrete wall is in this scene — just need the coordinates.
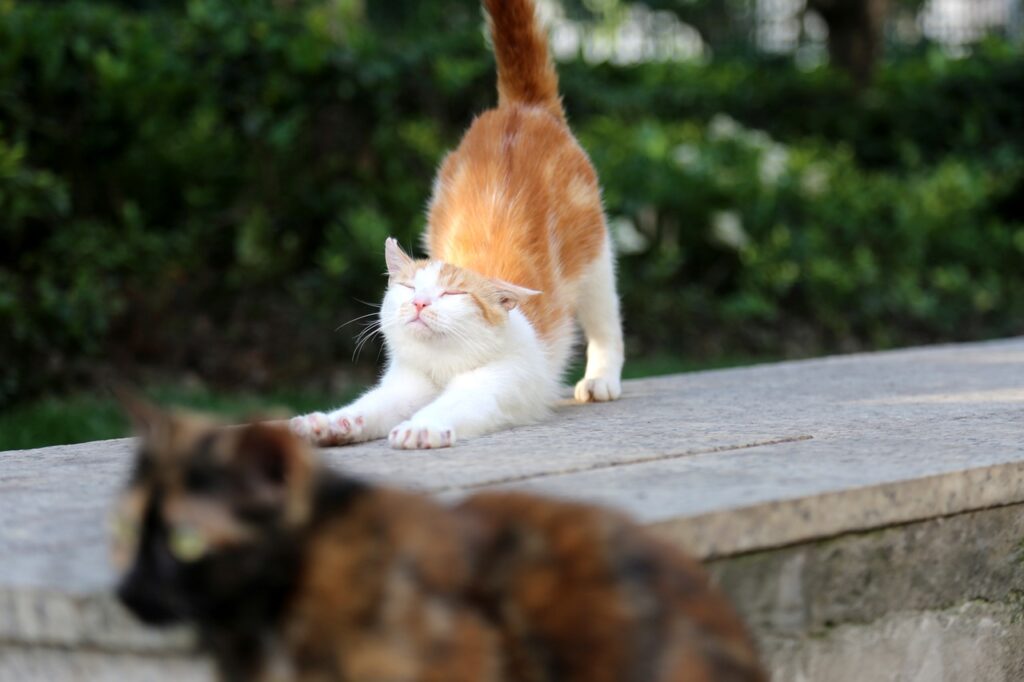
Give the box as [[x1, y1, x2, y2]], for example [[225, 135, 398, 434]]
[[710, 504, 1024, 681]]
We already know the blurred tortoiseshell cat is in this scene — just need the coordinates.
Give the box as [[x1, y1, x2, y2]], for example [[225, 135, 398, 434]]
[[291, 0, 624, 450], [113, 403, 766, 682]]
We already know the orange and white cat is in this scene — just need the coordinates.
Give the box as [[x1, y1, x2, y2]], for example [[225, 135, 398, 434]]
[[291, 0, 623, 450]]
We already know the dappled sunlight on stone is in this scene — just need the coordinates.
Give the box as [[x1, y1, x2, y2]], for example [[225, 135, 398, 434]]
[[930, 351, 1024, 365], [851, 388, 1024, 405]]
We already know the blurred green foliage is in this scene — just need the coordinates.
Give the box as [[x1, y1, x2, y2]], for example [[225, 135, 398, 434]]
[[586, 115, 1024, 354], [0, 0, 1022, 406], [0, 382, 357, 451]]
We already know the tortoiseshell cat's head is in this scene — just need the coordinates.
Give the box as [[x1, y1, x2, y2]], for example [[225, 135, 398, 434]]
[[111, 398, 319, 629]]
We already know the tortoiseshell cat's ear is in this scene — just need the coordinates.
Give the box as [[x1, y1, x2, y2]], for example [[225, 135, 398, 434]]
[[110, 384, 171, 444], [233, 422, 315, 525]]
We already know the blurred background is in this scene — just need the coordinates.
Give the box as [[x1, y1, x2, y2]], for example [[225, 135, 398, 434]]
[[1, 0, 1022, 449]]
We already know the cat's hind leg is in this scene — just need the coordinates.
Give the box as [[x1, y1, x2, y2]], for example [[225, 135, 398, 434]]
[[574, 239, 625, 402], [291, 364, 438, 446]]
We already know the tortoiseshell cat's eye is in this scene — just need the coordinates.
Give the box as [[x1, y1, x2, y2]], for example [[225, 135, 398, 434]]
[[168, 524, 208, 563]]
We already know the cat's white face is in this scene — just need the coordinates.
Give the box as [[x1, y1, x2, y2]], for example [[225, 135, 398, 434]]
[[382, 261, 488, 346], [378, 238, 539, 360]]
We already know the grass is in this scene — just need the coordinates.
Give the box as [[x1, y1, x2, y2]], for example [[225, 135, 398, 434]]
[[0, 354, 766, 451], [619, 353, 764, 379], [0, 385, 360, 452]]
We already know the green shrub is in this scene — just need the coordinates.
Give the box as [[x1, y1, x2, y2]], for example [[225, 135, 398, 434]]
[[0, 0, 482, 403], [0, 0, 1021, 405], [584, 115, 1024, 353], [561, 41, 1024, 169]]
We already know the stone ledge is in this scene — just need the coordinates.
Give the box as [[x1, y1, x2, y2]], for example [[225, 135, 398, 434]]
[[2, 337, 1023, 668], [652, 460, 1024, 558], [709, 502, 1024, 682], [0, 646, 210, 682], [762, 602, 1024, 682]]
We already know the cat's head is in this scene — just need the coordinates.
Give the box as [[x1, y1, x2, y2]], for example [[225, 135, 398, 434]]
[[111, 397, 315, 627], [380, 238, 539, 354]]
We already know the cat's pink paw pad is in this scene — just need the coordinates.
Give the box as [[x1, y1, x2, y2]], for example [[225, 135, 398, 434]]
[[291, 412, 364, 446], [341, 415, 366, 430], [388, 421, 455, 450], [574, 376, 622, 403], [323, 412, 366, 445], [290, 413, 330, 442]]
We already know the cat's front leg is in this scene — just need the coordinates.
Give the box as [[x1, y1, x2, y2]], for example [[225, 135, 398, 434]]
[[574, 241, 625, 403], [292, 364, 438, 447], [389, 361, 551, 450]]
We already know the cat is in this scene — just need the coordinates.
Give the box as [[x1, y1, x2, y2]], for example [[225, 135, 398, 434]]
[[290, 0, 625, 450], [113, 402, 767, 682]]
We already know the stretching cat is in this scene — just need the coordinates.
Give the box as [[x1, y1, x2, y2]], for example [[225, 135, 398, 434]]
[[113, 403, 767, 682], [291, 0, 624, 450]]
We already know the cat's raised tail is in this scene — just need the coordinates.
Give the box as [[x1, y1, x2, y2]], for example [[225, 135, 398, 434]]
[[484, 0, 564, 120]]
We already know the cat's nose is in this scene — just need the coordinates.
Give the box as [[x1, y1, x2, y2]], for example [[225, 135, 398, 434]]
[[413, 299, 431, 313]]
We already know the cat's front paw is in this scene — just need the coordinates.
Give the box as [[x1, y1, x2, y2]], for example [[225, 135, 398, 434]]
[[290, 411, 365, 447], [574, 375, 622, 403], [388, 419, 456, 450]]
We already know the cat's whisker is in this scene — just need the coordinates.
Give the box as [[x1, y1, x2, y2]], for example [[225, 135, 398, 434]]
[[353, 330, 381, 351], [336, 311, 381, 333], [434, 322, 484, 353], [353, 319, 382, 340], [352, 321, 385, 361], [353, 319, 382, 339]]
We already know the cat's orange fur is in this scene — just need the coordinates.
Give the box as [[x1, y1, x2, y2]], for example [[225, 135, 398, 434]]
[[290, 0, 624, 450], [425, 0, 607, 341]]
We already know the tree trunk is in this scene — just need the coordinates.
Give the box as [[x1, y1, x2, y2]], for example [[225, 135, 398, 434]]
[[808, 0, 889, 87]]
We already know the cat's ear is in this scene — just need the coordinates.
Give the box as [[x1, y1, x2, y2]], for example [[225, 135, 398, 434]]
[[493, 279, 541, 311], [111, 384, 170, 443], [385, 237, 414, 278], [233, 422, 313, 523]]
